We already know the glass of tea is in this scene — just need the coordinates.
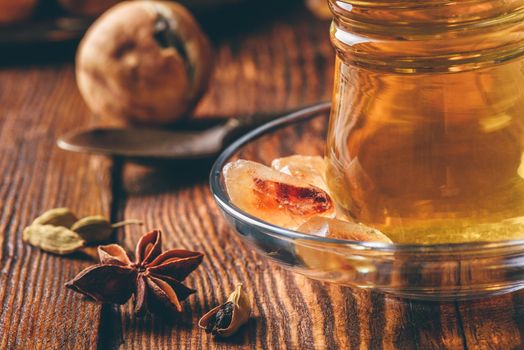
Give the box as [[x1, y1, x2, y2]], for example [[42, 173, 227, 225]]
[[326, 0, 524, 244]]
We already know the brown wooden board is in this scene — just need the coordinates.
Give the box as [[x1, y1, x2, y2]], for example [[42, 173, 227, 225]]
[[0, 67, 112, 349], [0, 3, 523, 350]]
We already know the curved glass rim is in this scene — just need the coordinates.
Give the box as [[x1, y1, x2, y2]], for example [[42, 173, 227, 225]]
[[209, 102, 524, 253]]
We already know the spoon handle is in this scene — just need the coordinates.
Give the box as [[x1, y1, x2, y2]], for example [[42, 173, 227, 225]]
[[224, 101, 330, 142]]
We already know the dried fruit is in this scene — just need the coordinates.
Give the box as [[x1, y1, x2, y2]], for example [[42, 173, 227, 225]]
[[66, 230, 204, 316], [31, 208, 78, 228], [272, 155, 328, 191], [76, 1, 213, 125], [23, 225, 85, 255], [71, 216, 143, 243], [199, 284, 251, 337], [223, 159, 335, 229], [297, 217, 392, 243]]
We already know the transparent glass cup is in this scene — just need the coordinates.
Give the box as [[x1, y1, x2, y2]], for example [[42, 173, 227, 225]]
[[210, 105, 524, 300], [326, 0, 524, 244], [210, 0, 524, 300]]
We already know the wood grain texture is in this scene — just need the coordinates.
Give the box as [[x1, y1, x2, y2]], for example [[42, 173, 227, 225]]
[[0, 66, 112, 349], [1, 2, 524, 350]]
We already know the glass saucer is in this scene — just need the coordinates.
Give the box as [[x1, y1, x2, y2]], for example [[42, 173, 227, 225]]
[[209, 103, 524, 301]]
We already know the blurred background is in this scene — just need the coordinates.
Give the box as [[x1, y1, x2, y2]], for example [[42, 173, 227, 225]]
[[0, 0, 331, 64], [0, 0, 336, 190], [0, 0, 333, 131]]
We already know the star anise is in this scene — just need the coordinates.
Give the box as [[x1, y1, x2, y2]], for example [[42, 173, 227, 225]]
[[65, 229, 204, 316]]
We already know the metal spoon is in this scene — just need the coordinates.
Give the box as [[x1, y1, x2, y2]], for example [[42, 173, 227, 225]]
[[57, 101, 330, 162]]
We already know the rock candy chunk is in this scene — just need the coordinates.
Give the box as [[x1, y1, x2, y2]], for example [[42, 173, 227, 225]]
[[298, 217, 392, 243], [271, 155, 328, 191], [223, 159, 335, 229]]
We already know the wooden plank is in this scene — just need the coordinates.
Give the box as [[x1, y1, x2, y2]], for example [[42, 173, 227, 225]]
[[0, 4, 520, 350], [458, 293, 524, 349], [0, 66, 112, 349]]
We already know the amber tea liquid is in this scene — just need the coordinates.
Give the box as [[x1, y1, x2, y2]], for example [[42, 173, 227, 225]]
[[326, 0, 524, 243]]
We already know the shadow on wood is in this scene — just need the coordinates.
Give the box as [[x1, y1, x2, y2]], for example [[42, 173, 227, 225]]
[[122, 159, 214, 196]]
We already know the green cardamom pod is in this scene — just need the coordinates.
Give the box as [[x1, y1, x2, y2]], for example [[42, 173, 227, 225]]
[[31, 208, 78, 228], [71, 216, 143, 243], [23, 224, 85, 255]]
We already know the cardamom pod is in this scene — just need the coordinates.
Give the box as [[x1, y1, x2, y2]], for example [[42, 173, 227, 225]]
[[71, 216, 143, 243], [31, 208, 78, 228], [199, 284, 251, 337], [23, 224, 85, 255]]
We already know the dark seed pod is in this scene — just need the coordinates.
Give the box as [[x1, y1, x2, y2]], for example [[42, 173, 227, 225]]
[[205, 302, 234, 334], [199, 284, 251, 337]]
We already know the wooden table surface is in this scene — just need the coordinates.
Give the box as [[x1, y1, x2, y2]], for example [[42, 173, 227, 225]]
[[1, 2, 524, 349]]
